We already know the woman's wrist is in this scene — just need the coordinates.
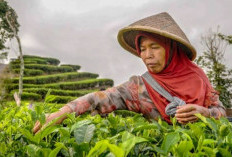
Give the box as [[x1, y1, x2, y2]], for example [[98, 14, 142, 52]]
[[203, 108, 210, 117]]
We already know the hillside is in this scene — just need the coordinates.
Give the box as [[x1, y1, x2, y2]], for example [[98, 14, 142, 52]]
[[3, 55, 114, 104]]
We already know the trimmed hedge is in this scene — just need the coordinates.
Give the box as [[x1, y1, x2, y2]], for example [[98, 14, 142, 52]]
[[60, 64, 81, 71], [6, 79, 113, 92], [11, 72, 99, 84], [10, 60, 38, 65], [12, 69, 44, 76], [11, 64, 74, 74], [43, 79, 114, 90], [6, 84, 38, 92], [11, 88, 98, 98], [23, 55, 60, 65]]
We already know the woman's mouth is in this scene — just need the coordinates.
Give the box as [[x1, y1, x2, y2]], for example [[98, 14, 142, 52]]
[[147, 63, 159, 66]]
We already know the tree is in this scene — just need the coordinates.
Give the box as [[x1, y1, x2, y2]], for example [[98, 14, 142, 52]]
[[0, 0, 24, 103], [195, 28, 232, 108]]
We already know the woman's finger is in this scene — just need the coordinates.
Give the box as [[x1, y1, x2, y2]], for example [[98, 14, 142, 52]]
[[32, 121, 41, 134], [176, 115, 198, 123], [175, 110, 196, 118], [176, 105, 196, 113]]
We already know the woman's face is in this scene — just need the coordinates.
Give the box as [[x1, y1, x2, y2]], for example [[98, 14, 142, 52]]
[[140, 37, 166, 73]]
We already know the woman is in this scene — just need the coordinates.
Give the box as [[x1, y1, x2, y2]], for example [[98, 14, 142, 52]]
[[33, 12, 226, 133]]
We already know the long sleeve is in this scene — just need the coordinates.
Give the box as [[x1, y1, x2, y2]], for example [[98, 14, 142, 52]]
[[65, 76, 142, 116], [207, 92, 226, 119], [65, 75, 226, 120]]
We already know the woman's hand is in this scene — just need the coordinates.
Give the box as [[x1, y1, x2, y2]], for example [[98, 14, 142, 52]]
[[175, 104, 210, 124], [32, 105, 72, 134]]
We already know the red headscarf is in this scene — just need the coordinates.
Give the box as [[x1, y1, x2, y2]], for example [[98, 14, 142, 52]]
[[135, 32, 218, 122]]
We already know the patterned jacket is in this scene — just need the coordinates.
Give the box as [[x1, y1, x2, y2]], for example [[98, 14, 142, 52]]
[[66, 75, 226, 120]]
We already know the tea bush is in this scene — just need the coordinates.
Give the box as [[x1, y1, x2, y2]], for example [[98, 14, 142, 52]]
[[10, 64, 74, 74], [0, 98, 231, 157], [6, 79, 113, 92], [11, 72, 99, 84]]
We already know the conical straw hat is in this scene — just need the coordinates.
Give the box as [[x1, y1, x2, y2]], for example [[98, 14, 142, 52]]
[[117, 12, 196, 60]]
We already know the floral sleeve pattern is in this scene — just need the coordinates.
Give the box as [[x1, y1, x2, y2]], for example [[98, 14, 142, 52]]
[[66, 76, 142, 116]]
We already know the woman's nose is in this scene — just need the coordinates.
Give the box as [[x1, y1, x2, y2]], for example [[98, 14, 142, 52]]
[[145, 48, 153, 58]]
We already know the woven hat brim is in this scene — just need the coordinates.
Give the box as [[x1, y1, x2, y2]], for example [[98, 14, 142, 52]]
[[117, 26, 197, 61]]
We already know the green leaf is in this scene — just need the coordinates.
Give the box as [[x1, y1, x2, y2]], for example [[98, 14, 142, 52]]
[[0, 142, 7, 155], [226, 132, 232, 144], [202, 139, 217, 146], [59, 127, 70, 143], [35, 105, 43, 115], [30, 110, 37, 122], [39, 148, 52, 157], [70, 119, 92, 132], [49, 142, 67, 157], [120, 132, 147, 156], [195, 114, 218, 132], [219, 124, 230, 137], [39, 113, 46, 125], [176, 140, 193, 156], [196, 136, 204, 152], [153, 146, 166, 155], [27, 144, 41, 157], [35, 125, 59, 142], [161, 132, 180, 154], [107, 143, 124, 157], [218, 148, 232, 157], [20, 129, 38, 143], [87, 140, 108, 157], [202, 147, 216, 156], [132, 124, 158, 133], [74, 124, 95, 144]]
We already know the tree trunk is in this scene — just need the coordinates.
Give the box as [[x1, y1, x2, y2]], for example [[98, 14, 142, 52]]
[[16, 35, 24, 99], [5, 11, 24, 102]]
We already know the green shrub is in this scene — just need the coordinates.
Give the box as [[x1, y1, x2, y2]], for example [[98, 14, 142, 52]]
[[0, 101, 232, 156], [23, 55, 60, 65], [12, 69, 44, 76], [5, 84, 38, 92], [11, 72, 99, 84], [10, 60, 38, 65], [24, 58, 48, 64], [11, 88, 98, 98], [60, 64, 81, 71], [11, 64, 74, 74], [6, 79, 113, 92], [44, 79, 114, 90]]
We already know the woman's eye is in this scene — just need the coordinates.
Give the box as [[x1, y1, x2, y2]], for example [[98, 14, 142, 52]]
[[151, 46, 159, 49]]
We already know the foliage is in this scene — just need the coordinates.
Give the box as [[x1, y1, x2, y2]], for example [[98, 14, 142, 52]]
[[10, 72, 99, 84], [23, 55, 60, 65], [218, 33, 232, 44], [11, 88, 98, 99], [6, 79, 113, 93], [10, 64, 75, 74], [12, 68, 44, 76], [195, 29, 232, 108], [0, 97, 232, 156], [0, 0, 19, 50], [7, 92, 42, 101], [60, 64, 81, 71]]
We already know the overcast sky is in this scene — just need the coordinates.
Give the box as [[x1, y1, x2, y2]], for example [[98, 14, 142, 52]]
[[7, 0, 232, 86]]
